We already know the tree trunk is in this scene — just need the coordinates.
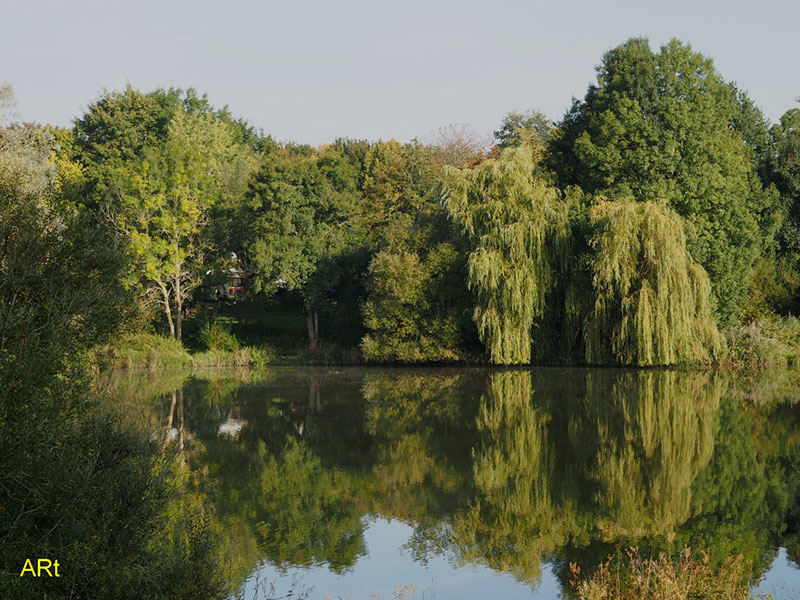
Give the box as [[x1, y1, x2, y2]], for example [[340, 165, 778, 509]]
[[306, 309, 320, 353], [175, 283, 183, 341], [170, 248, 186, 341], [161, 285, 176, 338], [177, 388, 185, 460], [309, 369, 321, 411]]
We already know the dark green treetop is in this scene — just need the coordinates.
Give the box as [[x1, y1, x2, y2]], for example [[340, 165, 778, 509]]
[[550, 37, 778, 324]]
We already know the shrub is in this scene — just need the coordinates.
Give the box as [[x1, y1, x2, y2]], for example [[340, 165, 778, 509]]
[[248, 345, 274, 369], [104, 332, 191, 369], [0, 404, 228, 600], [725, 317, 800, 368], [199, 319, 240, 352]]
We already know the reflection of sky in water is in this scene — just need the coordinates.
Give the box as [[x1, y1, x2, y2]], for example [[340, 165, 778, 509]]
[[238, 518, 800, 600], [756, 548, 800, 600], [239, 517, 559, 600]]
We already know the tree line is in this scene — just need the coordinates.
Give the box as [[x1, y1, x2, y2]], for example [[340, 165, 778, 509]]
[[7, 36, 800, 367]]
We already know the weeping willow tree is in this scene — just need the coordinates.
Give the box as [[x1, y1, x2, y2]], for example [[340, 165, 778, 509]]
[[442, 146, 562, 364], [585, 199, 723, 366]]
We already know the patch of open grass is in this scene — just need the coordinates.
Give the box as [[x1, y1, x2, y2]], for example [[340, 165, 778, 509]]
[[99, 332, 193, 369]]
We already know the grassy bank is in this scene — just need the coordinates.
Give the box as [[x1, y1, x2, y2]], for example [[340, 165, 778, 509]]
[[97, 331, 363, 369]]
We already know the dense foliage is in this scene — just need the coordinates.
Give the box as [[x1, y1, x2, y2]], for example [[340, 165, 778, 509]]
[[244, 145, 362, 349], [5, 30, 800, 600], [4, 37, 800, 370], [550, 38, 779, 325], [443, 146, 563, 364], [104, 367, 800, 597], [0, 91, 228, 599], [584, 199, 722, 366], [34, 37, 796, 367]]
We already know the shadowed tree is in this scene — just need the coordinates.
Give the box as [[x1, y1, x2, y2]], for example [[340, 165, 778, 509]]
[[246, 145, 362, 351]]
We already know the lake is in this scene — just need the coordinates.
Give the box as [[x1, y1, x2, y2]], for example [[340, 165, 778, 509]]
[[101, 367, 800, 599]]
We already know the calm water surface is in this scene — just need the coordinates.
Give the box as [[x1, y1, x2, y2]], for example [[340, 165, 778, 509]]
[[104, 367, 800, 599]]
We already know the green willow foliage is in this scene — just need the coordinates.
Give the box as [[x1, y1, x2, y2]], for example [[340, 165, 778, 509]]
[[102, 366, 800, 593], [443, 146, 563, 364], [585, 200, 723, 366], [586, 371, 722, 539], [53, 54, 800, 367]]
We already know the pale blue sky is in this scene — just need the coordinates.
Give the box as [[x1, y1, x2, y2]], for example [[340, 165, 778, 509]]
[[1, 0, 797, 144]]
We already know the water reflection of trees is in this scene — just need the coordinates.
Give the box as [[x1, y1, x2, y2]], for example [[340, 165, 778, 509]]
[[585, 370, 721, 539], [362, 373, 477, 521], [361, 372, 480, 564], [107, 367, 800, 596], [453, 371, 580, 583]]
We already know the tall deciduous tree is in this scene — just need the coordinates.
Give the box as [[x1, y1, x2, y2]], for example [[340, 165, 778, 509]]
[[1, 99, 228, 600], [770, 107, 800, 254], [110, 110, 248, 339], [550, 38, 778, 324], [494, 109, 553, 150], [431, 123, 489, 169], [73, 87, 174, 210], [0, 82, 17, 127], [443, 146, 563, 364], [246, 146, 361, 350], [0, 122, 126, 392], [361, 219, 471, 363], [360, 140, 438, 243]]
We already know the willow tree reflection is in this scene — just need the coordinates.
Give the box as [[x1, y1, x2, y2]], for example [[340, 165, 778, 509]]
[[454, 369, 764, 589], [454, 370, 582, 584], [585, 370, 722, 539]]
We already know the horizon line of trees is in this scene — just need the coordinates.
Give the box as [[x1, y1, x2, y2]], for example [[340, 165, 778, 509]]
[[4, 36, 800, 366]]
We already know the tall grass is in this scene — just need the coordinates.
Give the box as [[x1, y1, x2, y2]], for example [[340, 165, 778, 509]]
[[101, 332, 193, 369], [570, 548, 763, 600], [99, 332, 275, 370]]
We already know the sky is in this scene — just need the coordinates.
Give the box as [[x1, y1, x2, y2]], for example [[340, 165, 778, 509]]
[[1, 0, 798, 145]]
